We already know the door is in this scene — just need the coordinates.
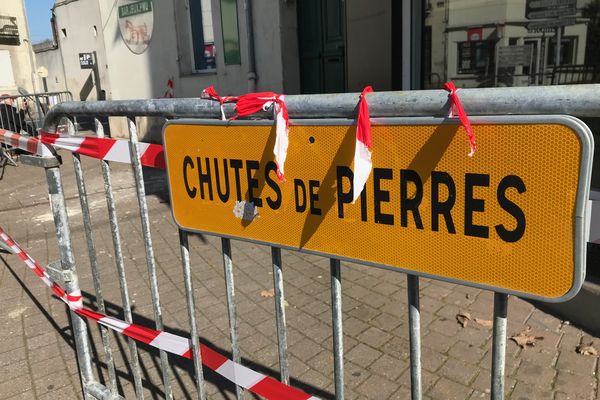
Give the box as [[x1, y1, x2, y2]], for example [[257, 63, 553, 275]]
[[297, 0, 345, 93]]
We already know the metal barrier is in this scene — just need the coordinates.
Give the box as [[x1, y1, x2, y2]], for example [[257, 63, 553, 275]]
[[15, 84, 599, 400], [0, 91, 72, 136]]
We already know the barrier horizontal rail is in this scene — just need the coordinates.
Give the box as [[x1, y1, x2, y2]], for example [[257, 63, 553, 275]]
[[40, 84, 600, 134]]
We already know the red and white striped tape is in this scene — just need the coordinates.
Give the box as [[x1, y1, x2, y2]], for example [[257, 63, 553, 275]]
[[0, 128, 166, 169], [1, 128, 56, 158], [0, 226, 319, 400], [41, 131, 166, 169]]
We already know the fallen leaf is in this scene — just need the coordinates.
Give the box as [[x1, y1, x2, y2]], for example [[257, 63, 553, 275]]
[[456, 311, 472, 328], [509, 326, 544, 348], [260, 288, 275, 298], [283, 300, 289, 307], [576, 339, 598, 356], [474, 318, 493, 328]]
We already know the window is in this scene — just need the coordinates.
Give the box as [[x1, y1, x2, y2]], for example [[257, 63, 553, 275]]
[[457, 40, 495, 75], [188, 0, 216, 71], [546, 36, 576, 66], [220, 0, 241, 65]]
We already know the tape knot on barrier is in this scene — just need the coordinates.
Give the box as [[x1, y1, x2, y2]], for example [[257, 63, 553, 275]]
[[201, 86, 238, 120], [443, 81, 477, 157], [352, 86, 374, 203], [234, 92, 289, 182]]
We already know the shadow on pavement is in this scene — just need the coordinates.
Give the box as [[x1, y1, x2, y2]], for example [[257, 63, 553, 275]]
[[1, 255, 333, 399]]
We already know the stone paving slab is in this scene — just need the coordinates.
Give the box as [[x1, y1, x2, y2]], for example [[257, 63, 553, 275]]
[[0, 152, 598, 399]]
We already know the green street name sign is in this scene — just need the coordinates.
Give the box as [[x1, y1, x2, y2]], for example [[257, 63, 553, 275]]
[[118, 0, 152, 18]]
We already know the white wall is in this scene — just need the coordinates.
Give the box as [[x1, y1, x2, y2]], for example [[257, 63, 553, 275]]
[[53, 0, 110, 100], [34, 46, 67, 93], [0, 0, 36, 94]]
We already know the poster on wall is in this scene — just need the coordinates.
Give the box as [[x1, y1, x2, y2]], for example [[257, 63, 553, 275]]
[[117, 0, 154, 54]]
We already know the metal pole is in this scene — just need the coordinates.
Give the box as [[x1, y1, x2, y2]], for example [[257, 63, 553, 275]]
[[41, 84, 600, 132], [179, 229, 206, 400], [491, 292, 509, 400], [126, 117, 173, 399], [401, 0, 412, 90], [97, 120, 144, 400], [271, 247, 289, 384], [330, 258, 344, 400], [221, 238, 243, 400], [71, 150, 118, 396], [44, 164, 95, 399], [555, 26, 562, 69], [244, 0, 257, 91], [407, 274, 422, 400]]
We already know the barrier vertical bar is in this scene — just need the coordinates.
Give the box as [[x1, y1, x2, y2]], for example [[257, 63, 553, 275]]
[[126, 117, 173, 399], [407, 274, 422, 400], [491, 292, 508, 400], [44, 163, 95, 399], [271, 247, 290, 384], [221, 237, 243, 400], [179, 229, 206, 400], [71, 149, 118, 396], [97, 120, 145, 400], [330, 258, 344, 400]]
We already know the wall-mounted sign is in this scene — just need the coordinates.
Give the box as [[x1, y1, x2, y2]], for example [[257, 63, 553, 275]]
[[79, 52, 95, 69], [498, 45, 533, 68], [0, 15, 19, 46], [117, 0, 153, 54], [163, 116, 593, 301], [526, 0, 576, 19], [527, 16, 576, 32]]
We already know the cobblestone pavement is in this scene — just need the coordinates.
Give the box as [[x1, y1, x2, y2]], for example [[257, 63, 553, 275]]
[[0, 152, 598, 400]]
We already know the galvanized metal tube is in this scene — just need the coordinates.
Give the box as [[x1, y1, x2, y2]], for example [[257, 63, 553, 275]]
[[179, 229, 206, 400], [491, 292, 509, 400], [86, 381, 125, 400], [41, 84, 600, 133], [221, 237, 243, 400], [126, 117, 173, 399], [407, 274, 422, 400], [72, 148, 118, 396], [271, 247, 289, 384], [45, 165, 95, 397], [99, 142, 144, 399], [330, 258, 344, 400]]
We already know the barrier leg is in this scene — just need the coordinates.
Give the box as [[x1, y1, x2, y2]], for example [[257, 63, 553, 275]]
[[221, 238, 243, 400], [45, 162, 95, 399], [179, 229, 206, 400], [407, 274, 422, 400], [127, 117, 173, 399], [100, 154, 145, 399], [330, 258, 344, 400], [491, 292, 508, 400], [72, 152, 118, 396], [271, 247, 290, 384]]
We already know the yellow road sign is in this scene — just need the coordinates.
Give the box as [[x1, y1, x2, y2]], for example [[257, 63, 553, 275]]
[[163, 116, 593, 301]]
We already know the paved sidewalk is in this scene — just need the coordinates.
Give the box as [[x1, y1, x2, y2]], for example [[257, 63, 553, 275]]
[[0, 152, 598, 399]]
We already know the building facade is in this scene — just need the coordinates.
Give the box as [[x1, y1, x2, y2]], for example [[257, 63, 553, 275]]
[[35, 0, 400, 104], [425, 0, 591, 88], [0, 0, 38, 95]]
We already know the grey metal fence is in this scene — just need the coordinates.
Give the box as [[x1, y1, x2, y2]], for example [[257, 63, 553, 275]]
[[0, 91, 72, 136], [20, 84, 599, 400]]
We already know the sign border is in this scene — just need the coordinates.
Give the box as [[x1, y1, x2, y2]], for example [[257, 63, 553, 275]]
[[162, 115, 593, 303]]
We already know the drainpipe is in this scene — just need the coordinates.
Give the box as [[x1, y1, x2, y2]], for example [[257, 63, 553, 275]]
[[244, 0, 257, 91]]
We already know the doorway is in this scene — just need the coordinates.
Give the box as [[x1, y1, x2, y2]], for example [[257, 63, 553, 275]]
[[297, 0, 346, 93]]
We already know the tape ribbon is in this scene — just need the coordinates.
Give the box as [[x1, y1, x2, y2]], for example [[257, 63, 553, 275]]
[[1, 128, 166, 169], [0, 226, 319, 400]]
